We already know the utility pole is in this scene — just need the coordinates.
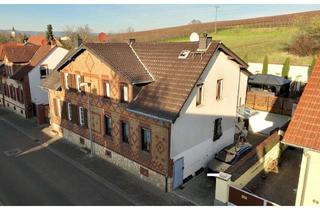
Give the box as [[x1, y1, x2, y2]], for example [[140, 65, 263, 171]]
[[215, 6, 220, 34]]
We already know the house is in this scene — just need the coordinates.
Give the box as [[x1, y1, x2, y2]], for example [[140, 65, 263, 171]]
[[283, 56, 320, 206], [42, 35, 250, 191], [0, 43, 68, 123]]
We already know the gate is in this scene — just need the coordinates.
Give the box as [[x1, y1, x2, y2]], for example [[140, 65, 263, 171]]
[[228, 186, 277, 206], [173, 157, 184, 189]]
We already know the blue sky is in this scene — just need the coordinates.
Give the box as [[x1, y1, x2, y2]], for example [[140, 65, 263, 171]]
[[0, 4, 320, 33]]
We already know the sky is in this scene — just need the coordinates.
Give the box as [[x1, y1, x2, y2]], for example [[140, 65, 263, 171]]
[[0, 4, 320, 33]]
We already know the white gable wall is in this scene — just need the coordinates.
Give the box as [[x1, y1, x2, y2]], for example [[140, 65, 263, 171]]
[[28, 47, 68, 105], [170, 50, 248, 179]]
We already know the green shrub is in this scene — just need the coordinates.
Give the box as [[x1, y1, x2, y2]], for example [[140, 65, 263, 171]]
[[282, 58, 290, 78], [262, 56, 269, 74]]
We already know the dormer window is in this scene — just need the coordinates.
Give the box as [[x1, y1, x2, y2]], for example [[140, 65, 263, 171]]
[[40, 65, 49, 79], [178, 50, 190, 59], [120, 83, 129, 102]]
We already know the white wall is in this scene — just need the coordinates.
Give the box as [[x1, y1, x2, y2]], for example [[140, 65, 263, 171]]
[[171, 51, 248, 178], [248, 62, 309, 83], [295, 150, 320, 206], [29, 47, 68, 105]]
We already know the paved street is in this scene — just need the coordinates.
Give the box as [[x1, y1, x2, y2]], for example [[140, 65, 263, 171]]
[[0, 108, 192, 206]]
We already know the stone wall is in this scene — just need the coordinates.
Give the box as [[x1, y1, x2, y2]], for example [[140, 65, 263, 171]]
[[61, 127, 171, 191]]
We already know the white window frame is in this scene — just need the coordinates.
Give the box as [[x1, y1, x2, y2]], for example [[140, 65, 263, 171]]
[[79, 106, 84, 126], [64, 73, 69, 89], [123, 85, 129, 102], [216, 79, 223, 100], [105, 81, 111, 98], [76, 75, 81, 92], [67, 102, 72, 121], [40, 65, 49, 79], [196, 84, 204, 106]]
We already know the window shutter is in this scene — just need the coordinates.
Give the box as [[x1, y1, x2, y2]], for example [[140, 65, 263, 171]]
[[61, 101, 67, 119], [80, 76, 85, 92], [72, 104, 79, 125], [20, 89, 24, 104], [60, 73, 65, 89], [83, 108, 88, 128], [67, 74, 73, 89]]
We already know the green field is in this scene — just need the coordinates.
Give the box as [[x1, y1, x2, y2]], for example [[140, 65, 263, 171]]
[[166, 26, 313, 66]]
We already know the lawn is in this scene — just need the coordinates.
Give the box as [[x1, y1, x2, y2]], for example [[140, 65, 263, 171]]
[[165, 26, 313, 66]]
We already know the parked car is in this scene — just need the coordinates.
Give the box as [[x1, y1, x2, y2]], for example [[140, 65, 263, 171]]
[[207, 142, 252, 172]]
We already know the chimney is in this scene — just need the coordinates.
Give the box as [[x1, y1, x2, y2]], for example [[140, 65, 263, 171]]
[[128, 38, 136, 45], [198, 33, 212, 51], [74, 34, 83, 48]]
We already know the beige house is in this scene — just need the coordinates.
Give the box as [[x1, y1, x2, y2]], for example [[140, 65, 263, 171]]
[[283, 57, 320, 206], [42, 36, 250, 191]]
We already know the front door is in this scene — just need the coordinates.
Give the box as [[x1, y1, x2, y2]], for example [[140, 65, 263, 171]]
[[173, 157, 184, 189]]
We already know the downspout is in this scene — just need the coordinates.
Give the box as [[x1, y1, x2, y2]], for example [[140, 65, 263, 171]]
[[236, 69, 241, 113], [166, 123, 172, 192]]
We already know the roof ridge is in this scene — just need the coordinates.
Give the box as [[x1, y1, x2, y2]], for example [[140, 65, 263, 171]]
[[129, 43, 155, 82]]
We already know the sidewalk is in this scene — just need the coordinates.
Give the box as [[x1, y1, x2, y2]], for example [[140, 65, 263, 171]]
[[0, 108, 193, 206]]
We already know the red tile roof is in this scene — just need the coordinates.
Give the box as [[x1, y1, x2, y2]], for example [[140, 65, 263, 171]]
[[3, 45, 40, 63], [284, 56, 320, 151], [11, 45, 55, 81], [0, 42, 23, 61], [27, 34, 48, 46]]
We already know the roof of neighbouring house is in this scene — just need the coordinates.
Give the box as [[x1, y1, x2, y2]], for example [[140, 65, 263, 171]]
[[44, 41, 248, 122], [283, 56, 320, 151], [248, 74, 291, 86], [11, 45, 56, 81], [3, 45, 40, 63], [27, 34, 49, 46], [0, 42, 24, 61]]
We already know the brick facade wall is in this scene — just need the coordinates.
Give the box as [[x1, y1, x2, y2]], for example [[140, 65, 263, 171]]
[[47, 50, 173, 190]]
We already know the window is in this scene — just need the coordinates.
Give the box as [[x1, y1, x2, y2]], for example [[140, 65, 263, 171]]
[[196, 84, 203, 106], [141, 127, 151, 152], [79, 107, 85, 126], [121, 84, 129, 102], [121, 121, 129, 143], [64, 73, 69, 89], [76, 75, 81, 91], [104, 115, 112, 137], [67, 102, 72, 121], [40, 65, 49, 79], [178, 50, 190, 59], [213, 118, 223, 141], [104, 81, 111, 98], [216, 79, 223, 100]]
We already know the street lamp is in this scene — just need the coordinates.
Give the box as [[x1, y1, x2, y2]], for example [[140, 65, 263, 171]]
[[79, 82, 94, 157]]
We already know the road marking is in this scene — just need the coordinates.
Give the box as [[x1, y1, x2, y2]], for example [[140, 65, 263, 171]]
[[0, 116, 140, 205], [3, 148, 22, 157]]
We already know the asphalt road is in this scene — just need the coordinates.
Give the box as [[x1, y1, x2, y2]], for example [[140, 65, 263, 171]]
[[0, 119, 133, 206]]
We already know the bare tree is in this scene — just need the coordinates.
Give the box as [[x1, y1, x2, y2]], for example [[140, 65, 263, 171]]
[[61, 24, 94, 49], [189, 19, 202, 25], [126, 26, 135, 33]]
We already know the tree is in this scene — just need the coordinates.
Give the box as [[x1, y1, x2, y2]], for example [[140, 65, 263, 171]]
[[126, 26, 134, 33], [61, 25, 94, 49], [189, 19, 202, 24], [262, 56, 269, 74], [308, 57, 316, 79], [46, 24, 54, 44], [281, 58, 290, 78], [289, 16, 320, 56]]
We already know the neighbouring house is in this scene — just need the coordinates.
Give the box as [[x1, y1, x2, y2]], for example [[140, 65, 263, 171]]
[[0, 43, 68, 123], [283, 56, 320, 206], [28, 34, 63, 47], [42, 35, 250, 191]]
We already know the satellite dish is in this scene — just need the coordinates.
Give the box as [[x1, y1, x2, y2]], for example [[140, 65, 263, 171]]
[[190, 32, 200, 42]]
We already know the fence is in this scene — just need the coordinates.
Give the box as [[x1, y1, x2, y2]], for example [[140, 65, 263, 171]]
[[246, 91, 297, 116]]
